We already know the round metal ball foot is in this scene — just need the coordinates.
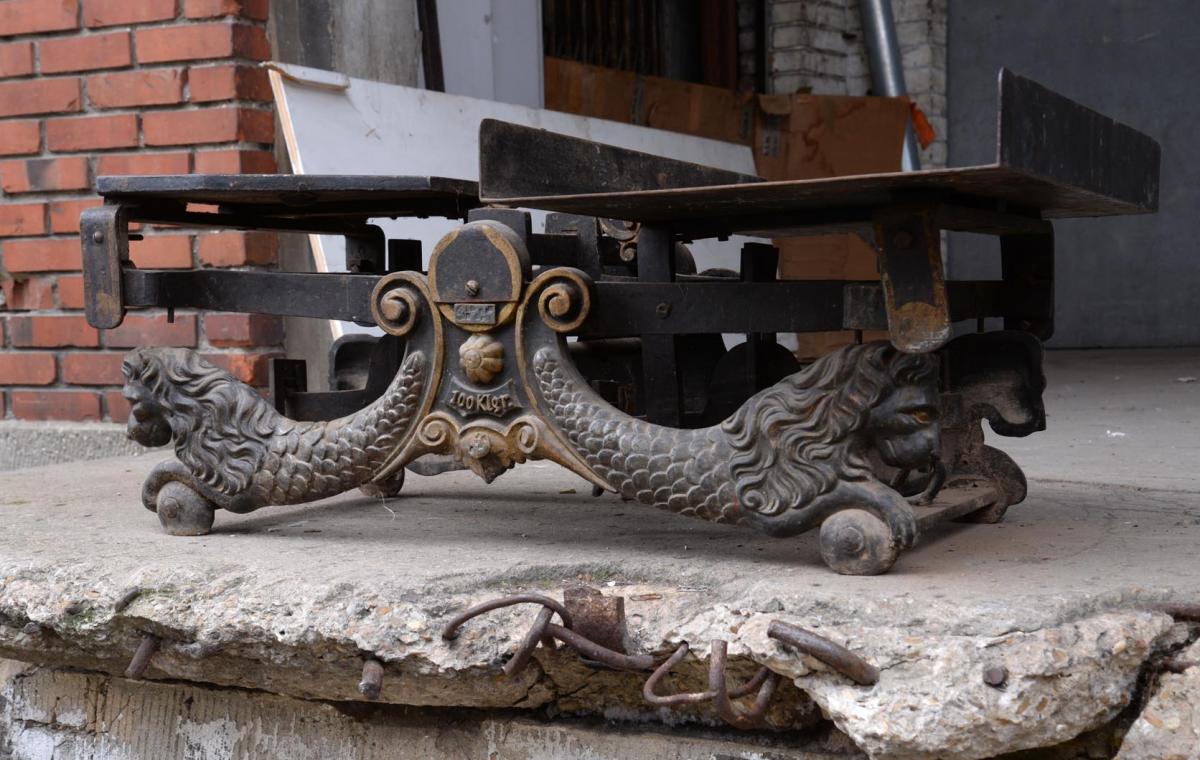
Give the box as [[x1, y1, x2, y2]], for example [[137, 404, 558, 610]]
[[359, 468, 405, 499], [156, 482, 216, 536], [819, 509, 899, 575]]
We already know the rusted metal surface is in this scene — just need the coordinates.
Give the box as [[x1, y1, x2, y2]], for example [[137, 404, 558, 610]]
[[564, 585, 627, 654], [124, 635, 159, 680], [441, 594, 574, 641], [358, 657, 384, 699], [767, 621, 879, 686], [873, 206, 952, 352]]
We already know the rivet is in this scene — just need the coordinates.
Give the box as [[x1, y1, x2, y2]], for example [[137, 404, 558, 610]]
[[92, 230, 104, 244], [465, 279, 480, 297], [655, 302, 671, 319]]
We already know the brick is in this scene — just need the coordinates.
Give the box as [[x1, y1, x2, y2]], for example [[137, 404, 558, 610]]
[[203, 351, 272, 384], [40, 32, 131, 75], [88, 68, 184, 108], [57, 274, 84, 308], [0, 205, 47, 238], [143, 106, 272, 146], [0, 0, 79, 36], [0, 78, 81, 118], [198, 231, 276, 266], [0, 42, 34, 79], [204, 313, 281, 348], [130, 234, 192, 268], [84, 0, 176, 27], [0, 157, 89, 193], [188, 63, 271, 102], [47, 113, 138, 151], [8, 315, 98, 347], [97, 151, 191, 176], [11, 390, 101, 421], [61, 351, 126, 384], [0, 352, 56, 385], [0, 121, 40, 157], [135, 23, 270, 64], [2, 238, 80, 271], [104, 389, 130, 420], [0, 276, 54, 310], [184, 0, 269, 21], [104, 313, 197, 348], [193, 148, 274, 173], [49, 198, 102, 234]]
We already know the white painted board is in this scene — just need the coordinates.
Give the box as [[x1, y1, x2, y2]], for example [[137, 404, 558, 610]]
[[268, 62, 768, 343]]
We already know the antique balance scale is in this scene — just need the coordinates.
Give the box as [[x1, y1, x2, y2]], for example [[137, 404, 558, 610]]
[[83, 71, 1158, 577]]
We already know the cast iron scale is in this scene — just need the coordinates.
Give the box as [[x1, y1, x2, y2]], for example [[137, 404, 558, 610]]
[[82, 71, 1159, 575]]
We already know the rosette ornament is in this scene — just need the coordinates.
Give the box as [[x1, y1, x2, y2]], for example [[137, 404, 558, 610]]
[[459, 334, 504, 384]]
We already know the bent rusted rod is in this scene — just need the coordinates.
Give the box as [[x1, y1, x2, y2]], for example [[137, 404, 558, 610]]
[[709, 640, 780, 729], [767, 620, 879, 686], [545, 624, 658, 671], [643, 642, 774, 707], [125, 635, 159, 680], [441, 594, 574, 640], [503, 607, 556, 677], [359, 657, 384, 699]]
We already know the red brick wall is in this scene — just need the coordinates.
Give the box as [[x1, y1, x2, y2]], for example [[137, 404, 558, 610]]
[[0, 0, 283, 422]]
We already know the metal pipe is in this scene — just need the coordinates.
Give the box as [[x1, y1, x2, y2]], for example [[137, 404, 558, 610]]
[[858, 0, 921, 171]]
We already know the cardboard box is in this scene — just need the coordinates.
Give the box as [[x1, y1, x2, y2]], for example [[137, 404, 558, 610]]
[[543, 58, 911, 357], [544, 57, 754, 146]]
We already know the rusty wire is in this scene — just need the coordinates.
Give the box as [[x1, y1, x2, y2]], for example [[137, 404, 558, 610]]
[[442, 592, 880, 730], [767, 620, 879, 686]]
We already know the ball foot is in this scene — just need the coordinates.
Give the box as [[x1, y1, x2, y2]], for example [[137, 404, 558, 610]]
[[819, 509, 899, 575], [156, 482, 216, 536]]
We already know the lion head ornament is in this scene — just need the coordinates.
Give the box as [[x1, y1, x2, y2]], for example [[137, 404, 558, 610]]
[[122, 347, 278, 498], [719, 342, 940, 534]]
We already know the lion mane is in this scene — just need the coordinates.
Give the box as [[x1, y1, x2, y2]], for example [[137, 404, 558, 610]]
[[123, 348, 279, 497], [720, 342, 938, 518]]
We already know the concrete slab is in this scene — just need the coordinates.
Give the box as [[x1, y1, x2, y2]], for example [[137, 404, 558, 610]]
[[0, 450, 1196, 759], [995, 348, 1200, 492]]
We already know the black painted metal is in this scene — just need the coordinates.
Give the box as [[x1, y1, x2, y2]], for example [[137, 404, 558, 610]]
[[97, 174, 480, 221], [637, 225, 682, 425], [118, 267, 1046, 337], [479, 118, 760, 202]]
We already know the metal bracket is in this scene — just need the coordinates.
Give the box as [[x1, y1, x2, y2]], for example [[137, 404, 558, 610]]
[[81, 205, 129, 329], [873, 207, 951, 352]]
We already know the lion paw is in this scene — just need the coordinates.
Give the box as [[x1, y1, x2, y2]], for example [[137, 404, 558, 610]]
[[882, 504, 919, 549]]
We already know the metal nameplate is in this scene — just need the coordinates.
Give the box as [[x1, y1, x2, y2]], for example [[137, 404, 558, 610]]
[[453, 302, 497, 325]]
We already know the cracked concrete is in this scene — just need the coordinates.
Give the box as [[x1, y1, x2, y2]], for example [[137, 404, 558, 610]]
[[0, 451, 1197, 759]]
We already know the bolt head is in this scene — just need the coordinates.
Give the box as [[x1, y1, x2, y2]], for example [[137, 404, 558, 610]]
[[465, 279, 480, 297], [654, 302, 671, 318]]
